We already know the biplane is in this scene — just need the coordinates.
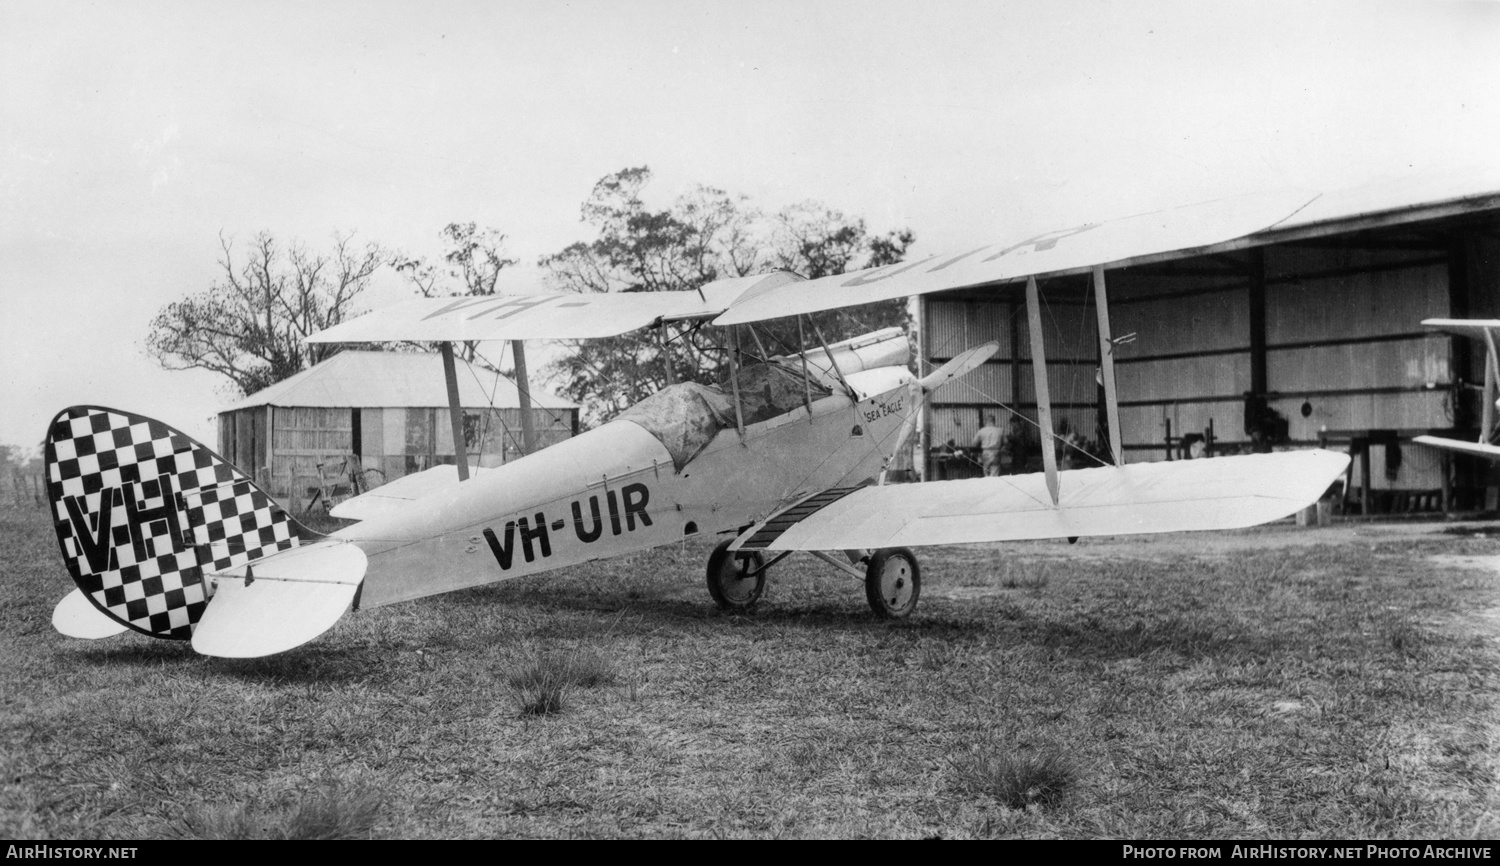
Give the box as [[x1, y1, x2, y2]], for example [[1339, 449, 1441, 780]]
[[1413, 319, 1500, 460], [45, 190, 1350, 658]]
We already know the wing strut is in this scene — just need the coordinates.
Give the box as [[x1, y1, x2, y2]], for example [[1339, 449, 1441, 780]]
[[1026, 276, 1060, 504], [1093, 266, 1125, 466], [728, 326, 746, 437], [439, 342, 470, 482], [797, 317, 814, 423], [809, 318, 857, 400], [658, 325, 676, 386], [512, 340, 537, 455]]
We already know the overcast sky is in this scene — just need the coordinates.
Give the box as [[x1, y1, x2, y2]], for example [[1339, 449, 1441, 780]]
[[3, 0, 1498, 449]]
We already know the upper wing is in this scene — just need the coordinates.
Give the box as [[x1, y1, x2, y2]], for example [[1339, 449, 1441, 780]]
[[308, 272, 802, 343], [714, 191, 1315, 325], [730, 450, 1349, 551]]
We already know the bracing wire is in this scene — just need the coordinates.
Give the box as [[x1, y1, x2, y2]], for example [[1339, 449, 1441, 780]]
[[469, 344, 580, 457], [1032, 276, 1108, 468], [921, 287, 1107, 470], [462, 347, 525, 458], [949, 371, 1110, 470], [464, 350, 503, 461]]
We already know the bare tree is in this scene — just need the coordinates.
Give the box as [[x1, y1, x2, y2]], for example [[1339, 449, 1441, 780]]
[[147, 231, 385, 396]]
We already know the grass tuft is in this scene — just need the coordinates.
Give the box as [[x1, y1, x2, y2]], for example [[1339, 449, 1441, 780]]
[[505, 646, 618, 715], [513, 678, 567, 715], [998, 561, 1050, 590], [1383, 618, 1421, 656], [174, 785, 384, 840], [949, 745, 1077, 810]]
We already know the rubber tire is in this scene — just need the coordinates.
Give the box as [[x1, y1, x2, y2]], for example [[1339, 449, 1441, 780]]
[[706, 539, 767, 611], [865, 547, 921, 619]]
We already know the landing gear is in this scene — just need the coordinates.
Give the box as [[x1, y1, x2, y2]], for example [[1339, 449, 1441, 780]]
[[706, 539, 767, 611], [864, 547, 921, 619]]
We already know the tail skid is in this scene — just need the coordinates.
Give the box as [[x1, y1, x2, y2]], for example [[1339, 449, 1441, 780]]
[[43, 406, 357, 655]]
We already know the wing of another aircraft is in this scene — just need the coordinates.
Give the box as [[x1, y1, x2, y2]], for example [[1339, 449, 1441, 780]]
[[308, 272, 803, 344], [1412, 436, 1500, 460], [730, 450, 1349, 552], [1419, 318, 1500, 340], [1417, 319, 1500, 461], [714, 191, 1316, 326]]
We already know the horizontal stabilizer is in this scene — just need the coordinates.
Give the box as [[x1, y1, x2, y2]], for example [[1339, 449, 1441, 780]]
[[53, 588, 130, 640], [731, 449, 1350, 551], [191, 541, 366, 658], [329, 463, 488, 522], [1412, 435, 1500, 461]]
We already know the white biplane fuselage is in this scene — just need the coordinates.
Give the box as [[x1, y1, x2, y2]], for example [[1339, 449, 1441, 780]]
[[341, 364, 914, 608]]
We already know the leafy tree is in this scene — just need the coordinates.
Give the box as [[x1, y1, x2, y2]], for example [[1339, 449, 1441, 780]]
[[147, 232, 385, 396], [761, 200, 914, 354], [541, 169, 760, 416], [541, 167, 914, 422], [391, 222, 518, 299]]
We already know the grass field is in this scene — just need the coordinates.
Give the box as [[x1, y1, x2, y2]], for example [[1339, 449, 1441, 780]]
[[2, 504, 1497, 839]]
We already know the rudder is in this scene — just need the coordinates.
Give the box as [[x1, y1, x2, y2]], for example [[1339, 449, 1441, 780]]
[[45, 406, 304, 641]]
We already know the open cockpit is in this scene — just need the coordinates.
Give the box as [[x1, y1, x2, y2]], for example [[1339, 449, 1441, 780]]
[[616, 329, 908, 470]]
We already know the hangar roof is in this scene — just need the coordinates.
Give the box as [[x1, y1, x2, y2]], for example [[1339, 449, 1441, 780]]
[[222, 350, 578, 412], [1260, 166, 1500, 243]]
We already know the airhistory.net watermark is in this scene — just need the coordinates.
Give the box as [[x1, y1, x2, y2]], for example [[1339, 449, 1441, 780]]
[[1121, 847, 1492, 860]]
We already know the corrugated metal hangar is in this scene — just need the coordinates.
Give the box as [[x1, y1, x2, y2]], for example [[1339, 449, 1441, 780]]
[[217, 351, 578, 512], [919, 173, 1500, 515]]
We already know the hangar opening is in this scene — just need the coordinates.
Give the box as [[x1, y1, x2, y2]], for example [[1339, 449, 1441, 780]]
[[918, 176, 1500, 516]]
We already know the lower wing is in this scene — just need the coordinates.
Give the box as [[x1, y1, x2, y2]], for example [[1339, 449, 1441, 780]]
[[731, 449, 1350, 551], [329, 463, 489, 522]]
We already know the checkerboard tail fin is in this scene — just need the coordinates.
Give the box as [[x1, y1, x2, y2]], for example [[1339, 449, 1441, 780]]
[[44, 406, 303, 642]]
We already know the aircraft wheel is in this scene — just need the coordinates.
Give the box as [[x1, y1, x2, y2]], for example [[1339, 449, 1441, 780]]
[[865, 548, 921, 619], [706, 539, 766, 611]]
